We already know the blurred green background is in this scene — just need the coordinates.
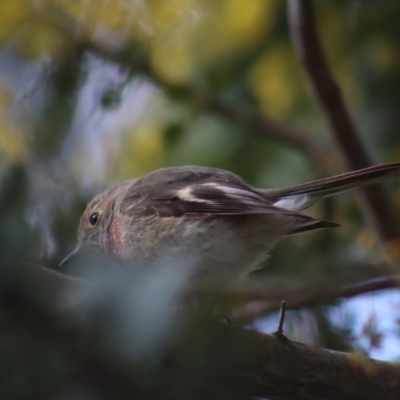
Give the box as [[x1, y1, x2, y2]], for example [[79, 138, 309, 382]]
[[0, 0, 400, 398], [1, 0, 399, 267]]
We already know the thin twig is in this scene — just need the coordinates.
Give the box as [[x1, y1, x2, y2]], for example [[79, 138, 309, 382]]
[[273, 300, 287, 338]]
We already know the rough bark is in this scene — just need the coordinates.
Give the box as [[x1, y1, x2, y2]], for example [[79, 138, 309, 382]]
[[217, 325, 400, 400]]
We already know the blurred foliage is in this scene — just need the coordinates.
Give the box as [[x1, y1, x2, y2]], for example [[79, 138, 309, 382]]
[[1, 0, 400, 398]]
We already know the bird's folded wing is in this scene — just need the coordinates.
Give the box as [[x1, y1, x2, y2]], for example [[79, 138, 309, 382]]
[[121, 181, 316, 221]]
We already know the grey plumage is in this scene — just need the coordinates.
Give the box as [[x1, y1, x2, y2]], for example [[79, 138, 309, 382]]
[[62, 163, 400, 290]]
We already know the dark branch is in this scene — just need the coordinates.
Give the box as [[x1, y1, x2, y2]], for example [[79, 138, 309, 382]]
[[287, 0, 400, 242], [195, 93, 332, 172], [4, 265, 400, 400], [231, 275, 400, 322], [31, 264, 400, 324], [33, 6, 333, 174], [219, 325, 400, 400]]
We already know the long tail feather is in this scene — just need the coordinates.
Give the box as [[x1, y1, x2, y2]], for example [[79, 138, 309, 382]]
[[264, 163, 400, 212]]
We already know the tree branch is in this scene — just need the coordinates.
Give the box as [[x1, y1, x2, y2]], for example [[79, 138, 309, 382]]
[[287, 0, 400, 243], [200, 93, 332, 171], [30, 264, 400, 323], [218, 325, 400, 400], [37, 2, 400, 244], [5, 264, 400, 400], [27, 263, 92, 310], [32, 6, 334, 174], [231, 275, 400, 322]]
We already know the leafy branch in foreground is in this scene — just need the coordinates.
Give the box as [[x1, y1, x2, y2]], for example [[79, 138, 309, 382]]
[[13, 264, 399, 400]]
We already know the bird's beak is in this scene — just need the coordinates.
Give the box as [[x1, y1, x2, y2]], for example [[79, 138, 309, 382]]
[[60, 244, 121, 282], [60, 244, 85, 268], [60, 243, 108, 270]]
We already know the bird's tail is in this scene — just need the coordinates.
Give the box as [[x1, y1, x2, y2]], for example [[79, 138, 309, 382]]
[[264, 163, 400, 212]]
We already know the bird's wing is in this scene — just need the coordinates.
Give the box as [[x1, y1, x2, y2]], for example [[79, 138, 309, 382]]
[[122, 180, 288, 216], [264, 163, 400, 212], [120, 178, 336, 229]]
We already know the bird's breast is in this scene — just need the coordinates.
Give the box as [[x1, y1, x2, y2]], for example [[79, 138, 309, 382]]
[[108, 213, 127, 259]]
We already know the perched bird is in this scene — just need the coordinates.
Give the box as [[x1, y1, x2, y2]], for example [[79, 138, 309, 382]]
[[61, 163, 400, 290]]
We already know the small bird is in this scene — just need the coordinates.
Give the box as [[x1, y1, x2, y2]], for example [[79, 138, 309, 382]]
[[61, 163, 400, 290]]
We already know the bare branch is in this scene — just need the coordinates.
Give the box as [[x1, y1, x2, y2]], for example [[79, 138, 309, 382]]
[[201, 94, 333, 171], [219, 325, 400, 400], [231, 275, 400, 322], [287, 0, 400, 242], [27, 263, 92, 310], [31, 264, 400, 324]]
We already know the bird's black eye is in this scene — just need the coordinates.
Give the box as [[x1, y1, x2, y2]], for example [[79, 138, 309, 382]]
[[89, 212, 99, 226]]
